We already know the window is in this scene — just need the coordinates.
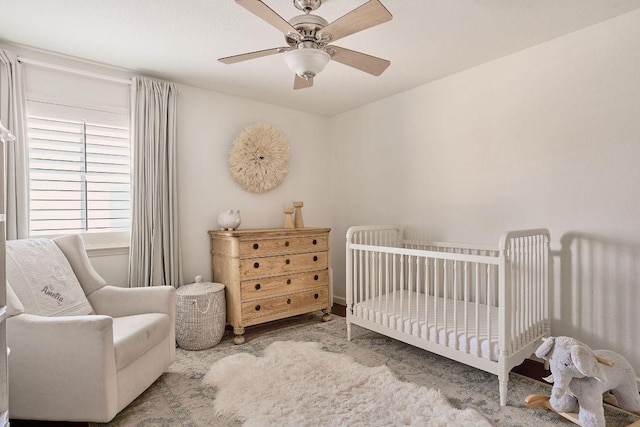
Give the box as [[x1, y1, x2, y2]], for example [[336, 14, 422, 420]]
[[23, 63, 131, 239], [27, 116, 131, 236]]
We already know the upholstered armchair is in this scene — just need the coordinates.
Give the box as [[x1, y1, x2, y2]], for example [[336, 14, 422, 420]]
[[5, 235, 176, 422]]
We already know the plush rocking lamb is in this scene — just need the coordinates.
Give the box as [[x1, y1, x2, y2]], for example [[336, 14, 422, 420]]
[[531, 336, 640, 427]]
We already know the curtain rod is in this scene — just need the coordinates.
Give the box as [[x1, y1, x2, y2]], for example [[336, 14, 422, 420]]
[[17, 57, 132, 86]]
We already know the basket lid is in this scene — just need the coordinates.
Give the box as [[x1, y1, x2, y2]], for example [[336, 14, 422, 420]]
[[177, 275, 225, 295]]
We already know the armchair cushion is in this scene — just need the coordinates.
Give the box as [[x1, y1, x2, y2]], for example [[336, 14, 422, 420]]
[[113, 313, 170, 369], [6, 238, 94, 316]]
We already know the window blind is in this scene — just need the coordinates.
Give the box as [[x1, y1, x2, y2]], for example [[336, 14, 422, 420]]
[[28, 115, 131, 236]]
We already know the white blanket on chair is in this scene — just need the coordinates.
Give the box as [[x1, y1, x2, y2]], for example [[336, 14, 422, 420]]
[[6, 238, 94, 316]]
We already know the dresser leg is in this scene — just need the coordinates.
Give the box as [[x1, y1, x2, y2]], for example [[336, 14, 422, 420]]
[[321, 309, 332, 322], [233, 327, 245, 345]]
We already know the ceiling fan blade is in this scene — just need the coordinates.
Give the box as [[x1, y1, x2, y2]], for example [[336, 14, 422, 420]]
[[318, 0, 392, 43], [294, 74, 313, 90], [219, 47, 289, 64], [328, 45, 390, 76], [236, 0, 302, 38]]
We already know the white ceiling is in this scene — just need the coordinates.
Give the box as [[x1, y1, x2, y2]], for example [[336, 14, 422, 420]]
[[1, 0, 640, 116]]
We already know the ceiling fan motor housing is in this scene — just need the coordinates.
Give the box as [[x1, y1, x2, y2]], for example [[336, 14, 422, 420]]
[[286, 14, 329, 48]]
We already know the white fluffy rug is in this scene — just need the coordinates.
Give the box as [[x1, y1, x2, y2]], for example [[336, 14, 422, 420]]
[[203, 340, 491, 426]]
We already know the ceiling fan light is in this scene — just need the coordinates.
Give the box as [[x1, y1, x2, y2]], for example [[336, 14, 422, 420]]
[[284, 48, 330, 79]]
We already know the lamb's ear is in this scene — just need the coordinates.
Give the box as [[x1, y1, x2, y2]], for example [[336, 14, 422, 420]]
[[535, 337, 555, 359], [571, 345, 603, 381]]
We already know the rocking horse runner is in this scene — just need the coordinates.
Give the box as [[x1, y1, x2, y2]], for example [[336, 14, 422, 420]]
[[525, 336, 640, 427]]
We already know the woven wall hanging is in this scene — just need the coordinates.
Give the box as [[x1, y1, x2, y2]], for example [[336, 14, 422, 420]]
[[228, 123, 291, 193]]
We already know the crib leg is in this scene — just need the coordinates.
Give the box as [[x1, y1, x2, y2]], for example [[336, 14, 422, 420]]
[[347, 321, 352, 341], [499, 377, 508, 407]]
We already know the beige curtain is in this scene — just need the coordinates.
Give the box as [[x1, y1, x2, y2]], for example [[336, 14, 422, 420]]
[[0, 49, 29, 240], [128, 76, 182, 287]]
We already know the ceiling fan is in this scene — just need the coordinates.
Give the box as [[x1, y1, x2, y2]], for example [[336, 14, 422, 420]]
[[219, 0, 393, 89]]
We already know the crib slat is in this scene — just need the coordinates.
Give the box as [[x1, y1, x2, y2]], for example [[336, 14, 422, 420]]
[[534, 236, 540, 336], [527, 236, 533, 343], [378, 252, 382, 325], [475, 262, 480, 357], [434, 258, 439, 344], [464, 262, 469, 354], [416, 255, 421, 336], [408, 256, 413, 332], [443, 259, 448, 347], [385, 252, 389, 324], [424, 258, 429, 339], [453, 260, 458, 351], [365, 250, 370, 320], [392, 253, 397, 328], [359, 249, 363, 315], [486, 264, 492, 359], [400, 254, 405, 333]]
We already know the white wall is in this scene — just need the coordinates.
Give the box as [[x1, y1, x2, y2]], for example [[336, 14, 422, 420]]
[[328, 9, 640, 371], [86, 249, 129, 286], [176, 84, 331, 283]]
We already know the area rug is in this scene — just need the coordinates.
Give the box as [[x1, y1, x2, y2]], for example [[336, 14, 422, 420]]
[[204, 340, 490, 426], [93, 314, 639, 426]]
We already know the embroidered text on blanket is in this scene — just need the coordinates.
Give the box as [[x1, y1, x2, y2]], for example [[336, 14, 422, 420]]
[[41, 286, 64, 305]]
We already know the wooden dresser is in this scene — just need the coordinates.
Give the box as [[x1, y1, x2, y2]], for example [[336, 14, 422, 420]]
[[209, 227, 332, 344]]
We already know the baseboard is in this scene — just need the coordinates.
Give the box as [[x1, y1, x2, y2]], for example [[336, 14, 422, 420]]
[[333, 295, 346, 306]]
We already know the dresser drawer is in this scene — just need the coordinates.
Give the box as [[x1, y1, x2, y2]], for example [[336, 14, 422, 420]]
[[240, 251, 328, 279], [241, 287, 330, 322], [241, 270, 329, 300], [239, 235, 327, 257]]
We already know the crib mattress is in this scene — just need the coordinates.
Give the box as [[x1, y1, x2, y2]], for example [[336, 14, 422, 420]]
[[353, 291, 499, 361]]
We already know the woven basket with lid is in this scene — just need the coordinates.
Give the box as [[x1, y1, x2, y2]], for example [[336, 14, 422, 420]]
[[176, 276, 226, 350]]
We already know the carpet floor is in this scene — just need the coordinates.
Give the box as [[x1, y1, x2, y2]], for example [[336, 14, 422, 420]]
[[93, 314, 638, 426]]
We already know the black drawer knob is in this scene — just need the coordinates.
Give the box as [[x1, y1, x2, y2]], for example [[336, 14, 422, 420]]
[[287, 279, 292, 285], [287, 298, 291, 304], [253, 243, 259, 250], [314, 293, 319, 299], [285, 259, 290, 265], [255, 304, 261, 311], [285, 241, 290, 247], [314, 274, 319, 280], [255, 284, 261, 290], [313, 256, 318, 261], [312, 239, 317, 245], [254, 262, 260, 268]]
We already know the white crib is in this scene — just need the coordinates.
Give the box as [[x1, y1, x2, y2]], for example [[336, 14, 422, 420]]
[[346, 225, 550, 406]]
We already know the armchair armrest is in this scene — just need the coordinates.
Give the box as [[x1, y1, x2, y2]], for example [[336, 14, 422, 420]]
[[88, 285, 176, 318], [90, 285, 176, 363], [7, 313, 119, 420]]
